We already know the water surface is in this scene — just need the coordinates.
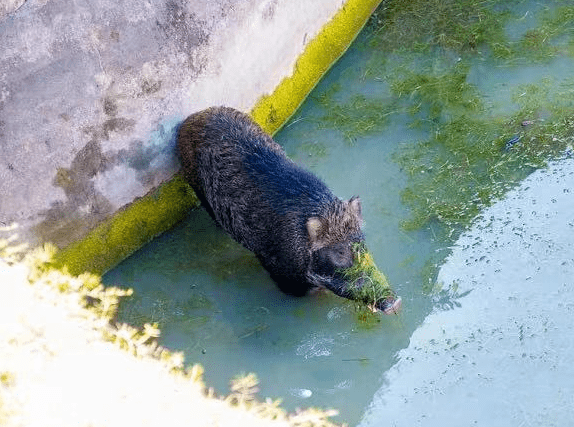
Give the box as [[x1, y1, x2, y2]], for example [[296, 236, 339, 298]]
[[360, 159, 574, 426]]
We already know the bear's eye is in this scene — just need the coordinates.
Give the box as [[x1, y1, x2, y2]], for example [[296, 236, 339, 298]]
[[329, 244, 352, 268]]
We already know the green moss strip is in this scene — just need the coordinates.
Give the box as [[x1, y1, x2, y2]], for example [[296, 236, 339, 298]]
[[54, 0, 382, 276], [53, 174, 198, 276], [251, 0, 383, 136]]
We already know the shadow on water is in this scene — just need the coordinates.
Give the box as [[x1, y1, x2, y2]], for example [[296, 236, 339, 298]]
[[104, 0, 574, 425]]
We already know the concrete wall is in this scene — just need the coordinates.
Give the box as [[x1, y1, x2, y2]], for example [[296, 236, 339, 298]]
[[0, 0, 381, 274]]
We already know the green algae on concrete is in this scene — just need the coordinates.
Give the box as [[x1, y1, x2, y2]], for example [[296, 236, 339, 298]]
[[251, 0, 384, 136], [54, 174, 198, 276]]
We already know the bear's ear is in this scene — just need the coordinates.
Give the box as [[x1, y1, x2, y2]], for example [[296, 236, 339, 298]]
[[306, 217, 325, 246], [348, 196, 362, 221]]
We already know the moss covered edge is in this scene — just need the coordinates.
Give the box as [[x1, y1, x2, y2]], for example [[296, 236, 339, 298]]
[[251, 0, 383, 136], [54, 174, 199, 275], [54, 0, 383, 276]]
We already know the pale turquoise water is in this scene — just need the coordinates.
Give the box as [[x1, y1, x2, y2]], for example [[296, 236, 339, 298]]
[[360, 159, 574, 426], [104, 1, 574, 425]]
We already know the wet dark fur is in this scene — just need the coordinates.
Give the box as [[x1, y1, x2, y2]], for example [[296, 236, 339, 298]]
[[177, 106, 364, 298]]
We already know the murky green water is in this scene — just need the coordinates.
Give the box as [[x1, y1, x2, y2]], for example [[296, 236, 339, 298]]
[[104, 1, 574, 425]]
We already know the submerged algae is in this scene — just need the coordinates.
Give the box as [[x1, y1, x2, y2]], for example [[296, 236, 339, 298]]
[[511, 5, 574, 62], [311, 0, 574, 236], [367, 0, 574, 62], [367, 0, 510, 55], [396, 77, 574, 232], [315, 92, 397, 143], [390, 63, 482, 120]]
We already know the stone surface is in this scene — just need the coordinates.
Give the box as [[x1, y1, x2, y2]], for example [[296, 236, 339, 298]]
[[0, 0, 344, 250]]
